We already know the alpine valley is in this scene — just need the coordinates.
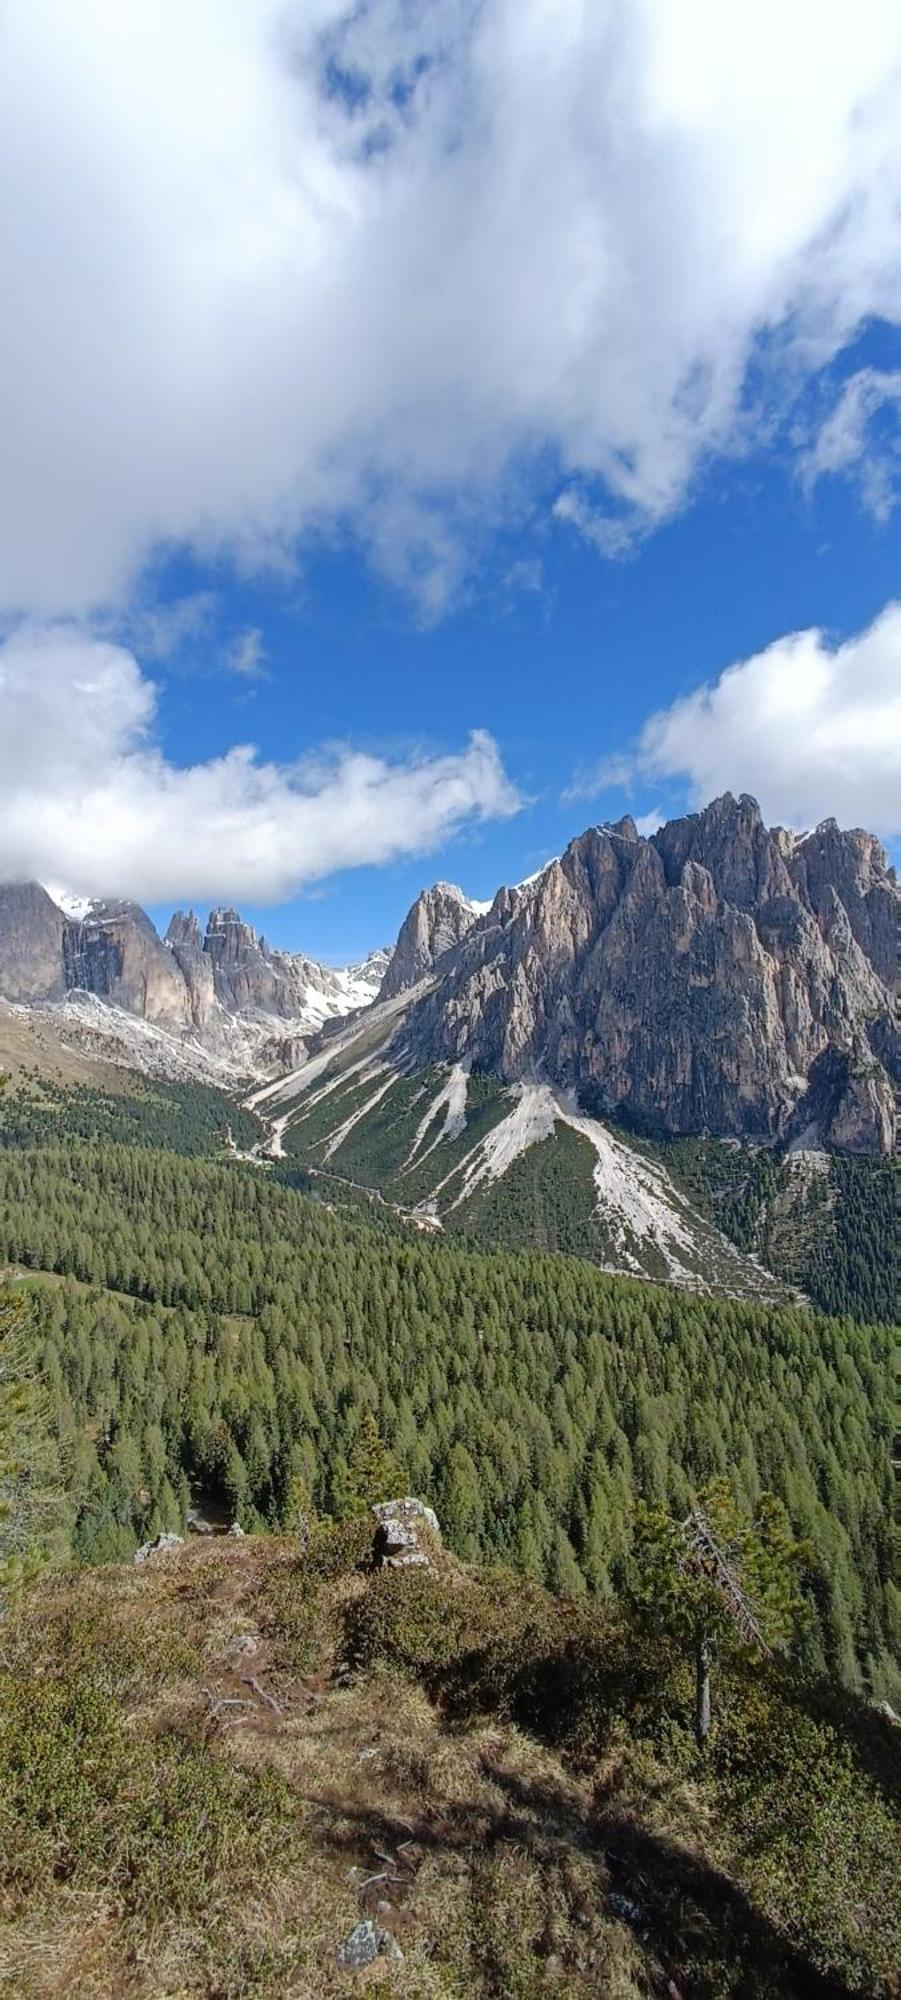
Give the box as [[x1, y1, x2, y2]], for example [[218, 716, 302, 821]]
[[1, 794, 898, 1999], [0, 792, 896, 1316]]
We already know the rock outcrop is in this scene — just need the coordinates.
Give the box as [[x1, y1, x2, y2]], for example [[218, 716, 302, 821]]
[[169, 908, 389, 1024], [396, 796, 897, 1152], [372, 1497, 442, 1569], [378, 883, 485, 1000], [64, 900, 192, 1028], [0, 882, 67, 1002]]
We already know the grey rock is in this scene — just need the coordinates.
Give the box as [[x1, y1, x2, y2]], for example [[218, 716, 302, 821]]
[[134, 1531, 184, 1564], [227, 1521, 246, 1537], [0, 882, 66, 1002], [336, 1918, 403, 1969], [394, 795, 897, 1151], [0, 878, 387, 1045], [170, 907, 389, 1024], [373, 1497, 441, 1538], [165, 910, 216, 1028], [608, 1892, 647, 1928], [372, 1497, 441, 1570], [379, 882, 484, 1000], [64, 900, 192, 1028]]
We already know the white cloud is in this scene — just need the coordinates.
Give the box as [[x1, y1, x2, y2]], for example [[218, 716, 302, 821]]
[[801, 368, 901, 520], [227, 627, 268, 678], [551, 490, 641, 561], [0, 626, 521, 901], [0, 0, 900, 614], [577, 602, 901, 835]]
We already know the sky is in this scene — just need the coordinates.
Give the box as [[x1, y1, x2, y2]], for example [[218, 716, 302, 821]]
[[1, 1, 899, 963]]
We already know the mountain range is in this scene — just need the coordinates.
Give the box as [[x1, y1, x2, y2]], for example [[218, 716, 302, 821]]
[[0, 793, 896, 1148], [0, 882, 389, 1078]]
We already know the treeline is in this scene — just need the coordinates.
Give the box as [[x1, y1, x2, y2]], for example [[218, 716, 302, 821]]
[[0, 1142, 895, 1701], [0, 1073, 264, 1157]]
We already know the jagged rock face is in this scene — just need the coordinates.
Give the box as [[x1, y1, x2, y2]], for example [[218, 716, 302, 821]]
[[379, 883, 484, 1000], [786, 818, 896, 987], [164, 911, 216, 1029], [398, 797, 897, 1151], [0, 882, 66, 1002], [65, 901, 193, 1028], [192, 908, 286, 1017], [178, 908, 386, 1021], [0, 883, 386, 1049]]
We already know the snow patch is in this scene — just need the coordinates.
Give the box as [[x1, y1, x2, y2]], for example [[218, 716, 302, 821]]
[[44, 886, 95, 921]]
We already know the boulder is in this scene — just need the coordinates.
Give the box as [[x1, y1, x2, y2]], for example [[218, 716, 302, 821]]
[[372, 1497, 441, 1570], [134, 1531, 184, 1565]]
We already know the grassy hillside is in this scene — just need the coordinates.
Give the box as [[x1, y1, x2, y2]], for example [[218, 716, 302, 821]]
[[0, 1142, 895, 1697], [2, 1527, 898, 1998]]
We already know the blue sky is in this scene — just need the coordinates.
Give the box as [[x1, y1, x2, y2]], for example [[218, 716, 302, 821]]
[[0, 3, 899, 964]]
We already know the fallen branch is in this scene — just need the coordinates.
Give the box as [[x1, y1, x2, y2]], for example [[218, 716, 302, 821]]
[[241, 1674, 282, 1713]]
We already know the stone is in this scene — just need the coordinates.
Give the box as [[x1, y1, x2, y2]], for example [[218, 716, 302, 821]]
[[227, 1521, 246, 1536], [0, 882, 66, 1003], [608, 1891, 647, 1928], [336, 1918, 403, 1970], [373, 1497, 441, 1538], [372, 1498, 442, 1571], [134, 1531, 184, 1564]]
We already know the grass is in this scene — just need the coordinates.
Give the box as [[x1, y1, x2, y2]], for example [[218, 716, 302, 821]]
[[1, 1530, 899, 1999]]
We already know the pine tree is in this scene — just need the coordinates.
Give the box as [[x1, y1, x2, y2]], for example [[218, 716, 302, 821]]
[[631, 1477, 807, 1746], [336, 1410, 399, 1517]]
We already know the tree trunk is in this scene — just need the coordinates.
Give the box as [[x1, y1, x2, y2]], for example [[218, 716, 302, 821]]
[[695, 1631, 711, 1747]]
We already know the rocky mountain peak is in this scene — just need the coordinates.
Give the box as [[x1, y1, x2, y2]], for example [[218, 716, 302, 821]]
[[396, 797, 898, 1152], [166, 910, 203, 951], [0, 881, 67, 1003], [378, 880, 486, 1001]]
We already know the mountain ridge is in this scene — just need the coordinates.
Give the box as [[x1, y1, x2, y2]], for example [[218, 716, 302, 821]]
[[0, 793, 896, 1140], [0, 882, 389, 1075], [388, 794, 897, 1153]]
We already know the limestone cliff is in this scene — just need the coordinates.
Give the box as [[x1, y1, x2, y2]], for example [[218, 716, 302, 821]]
[[396, 796, 897, 1151], [378, 882, 486, 1000]]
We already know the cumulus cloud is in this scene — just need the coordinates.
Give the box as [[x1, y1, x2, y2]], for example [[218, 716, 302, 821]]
[[573, 603, 901, 835], [1, 0, 900, 615], [0, 627, 521, 902]]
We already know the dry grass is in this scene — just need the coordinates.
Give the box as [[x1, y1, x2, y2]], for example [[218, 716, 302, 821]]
[[3, 1534, 898, 2000], [0, 1003, 124, 1090], [0, 1539, 645, 1999]]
